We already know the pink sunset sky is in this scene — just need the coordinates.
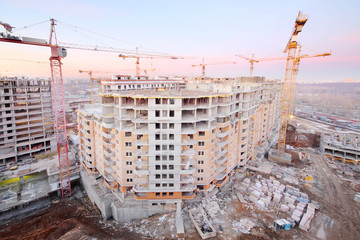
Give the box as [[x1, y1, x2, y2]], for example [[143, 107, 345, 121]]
[[0, 0, 359, 82]]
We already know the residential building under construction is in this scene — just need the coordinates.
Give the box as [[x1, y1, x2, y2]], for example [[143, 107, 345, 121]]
[[321, 131, 360, 164], [77, 76, 281, 213], [0, 77, 54, 165]]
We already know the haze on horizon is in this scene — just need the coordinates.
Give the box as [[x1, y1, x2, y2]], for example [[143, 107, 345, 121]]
[[0, 0, 359, 83]]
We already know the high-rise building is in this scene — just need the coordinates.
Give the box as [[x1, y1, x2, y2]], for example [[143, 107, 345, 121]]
[[0, 77, 54, 165], [78, 76, 281, 202]]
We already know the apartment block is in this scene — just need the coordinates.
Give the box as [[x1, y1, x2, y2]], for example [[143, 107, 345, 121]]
[[321, 132, 360, 164], [78, 76, 281, 202], [0, 77, 54, 165]]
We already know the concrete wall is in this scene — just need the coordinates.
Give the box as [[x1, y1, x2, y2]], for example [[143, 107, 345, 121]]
[[111, 201, 166, 222], [80, 170, 112, 219], [81, 169, 168, 222]]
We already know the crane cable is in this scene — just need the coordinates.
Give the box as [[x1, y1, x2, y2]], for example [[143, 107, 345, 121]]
[[57, 20, 140, 47], [56, 20, 173, 56], [12, 19, 50, 32], [57, 21, 112, 47]]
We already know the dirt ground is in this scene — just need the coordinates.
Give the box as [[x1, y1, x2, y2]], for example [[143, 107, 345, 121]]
[[0, 192, 141, 240], [1, 118, 359, 240], [284, 119, 360, 240], [302, 153, 360, 240], [285, 124, 320, 149]]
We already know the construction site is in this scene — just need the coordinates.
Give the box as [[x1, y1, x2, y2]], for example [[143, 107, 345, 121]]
[[1, 5, 360, 240]]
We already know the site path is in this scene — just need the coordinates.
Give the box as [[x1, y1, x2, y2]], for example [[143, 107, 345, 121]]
[[310, 153, 360, 240]]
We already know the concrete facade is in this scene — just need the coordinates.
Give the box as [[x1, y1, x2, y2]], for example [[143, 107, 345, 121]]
[[78, 76, 282, 204], [0, 77, 55, 165]]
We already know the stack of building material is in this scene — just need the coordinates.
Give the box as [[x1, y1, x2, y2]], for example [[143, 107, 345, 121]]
[[288, 204, 296, 212], [284, 195, 296, 205], [249, 190, 261, 203], [280, 204, 290, 212], [255, 199, 266, 209], [273, 192, 282, 203], [353, 192, 360, 203], [299, 205, 316, 231], [291, 209, 304, 223], [296, 202, 306, 212]]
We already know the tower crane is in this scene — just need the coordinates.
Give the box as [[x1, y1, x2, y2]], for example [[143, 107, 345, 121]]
[[277, 12, 308, 153], [143, 68, 156, 75], [0, 18, 185, 197], [277, 12, 331, 153], [79, 70, 109, 104], [235, 53, 283, 77], [119, 47, 182, 76], [0, 19, 72, 197], [288, 46, 331, 116], [191, 58, 236, 77]]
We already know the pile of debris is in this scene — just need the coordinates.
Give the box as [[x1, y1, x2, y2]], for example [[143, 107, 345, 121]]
[[231, 218, 255, 234], [235, 175, 319, 231], [123, 213, 177, 239], [200, 195, 225, 218]]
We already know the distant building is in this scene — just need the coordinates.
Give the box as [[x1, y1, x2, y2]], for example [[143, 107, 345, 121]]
[[321, 132, 360, 164], [0, 77, 55, 165], [78, 76, 281, 203]]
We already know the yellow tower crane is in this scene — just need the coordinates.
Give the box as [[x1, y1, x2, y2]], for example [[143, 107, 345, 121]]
[[119, 47, 182, 77], [192, 58, 236, 77], [288, 46, 331, 116], [235, 53, 283, 77], [79, 70, 106, 104], [277, 12, 331, 153]]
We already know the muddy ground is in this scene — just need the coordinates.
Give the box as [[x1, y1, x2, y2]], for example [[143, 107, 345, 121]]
[[0, 192, 140, 240], [1, 119, 359, 239]]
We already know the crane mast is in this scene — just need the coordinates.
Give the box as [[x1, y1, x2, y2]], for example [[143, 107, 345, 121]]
[[288, 45, 302, 117], [277, 12, 307, 153], [49, 19, 72, 197]]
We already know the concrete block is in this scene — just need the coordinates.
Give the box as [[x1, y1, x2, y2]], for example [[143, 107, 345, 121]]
[[296, 202, 306, 210], [255, 199, 266, 209], [292, 191, 301, 197], [284, 196, 294, 204], [249, 195, 258, 203], [280, 204, 290, 212], [301, 193, 309, 199], [288, 204, 296, 212], [251, 190, 261, 199]]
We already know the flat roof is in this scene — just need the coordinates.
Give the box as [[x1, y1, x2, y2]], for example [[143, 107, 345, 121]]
[[100, 89, 233, 98]]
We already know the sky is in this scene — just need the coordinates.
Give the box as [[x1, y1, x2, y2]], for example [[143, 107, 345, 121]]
[[0, 0, 359, 82]]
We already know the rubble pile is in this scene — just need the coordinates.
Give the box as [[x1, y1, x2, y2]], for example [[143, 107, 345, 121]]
[[231, 218, 255, 234], [235, 175, 318, 231], [123, 213, 177, 239], [201, 195, 226, 218]]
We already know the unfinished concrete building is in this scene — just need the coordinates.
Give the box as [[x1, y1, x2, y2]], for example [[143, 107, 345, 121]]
[[0, 77, 54, 165], [77, 76, 281, 220], [321, 131, 360, 165]]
